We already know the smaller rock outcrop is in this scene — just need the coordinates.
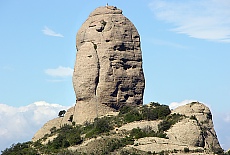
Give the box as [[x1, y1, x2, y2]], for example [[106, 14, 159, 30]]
[[32, 107, 74, 142], [128, 102, 222, 154], [170, 102, 221, 152]]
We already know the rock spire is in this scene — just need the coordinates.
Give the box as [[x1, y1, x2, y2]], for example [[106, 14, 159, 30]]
[[72, 5, 145, 123]]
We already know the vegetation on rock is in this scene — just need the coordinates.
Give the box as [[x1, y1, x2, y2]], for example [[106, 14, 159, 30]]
[[1, 102, 225, 155], [2, 103, 171, 154]]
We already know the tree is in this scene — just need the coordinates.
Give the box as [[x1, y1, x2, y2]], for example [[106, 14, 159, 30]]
[[58, 110, 66, 117]]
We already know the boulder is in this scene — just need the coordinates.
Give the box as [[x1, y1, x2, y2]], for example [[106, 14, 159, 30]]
[[128, 102, 222, 154], [171, 102, 222, 153]]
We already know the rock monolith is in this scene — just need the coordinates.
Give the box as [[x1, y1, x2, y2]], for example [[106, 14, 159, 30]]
[[72, 6, 145, 123], [33, 5, 145, 141]]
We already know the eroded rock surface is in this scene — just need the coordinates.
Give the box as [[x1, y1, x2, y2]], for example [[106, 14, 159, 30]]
[[126, 102, 222, 154], [32, 5, 145, 141], [32, 101, 222, 154], [171, 102, 222, 152], [72, 6, 145, 124]]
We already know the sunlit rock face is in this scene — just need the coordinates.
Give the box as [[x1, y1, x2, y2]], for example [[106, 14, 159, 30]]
[[72, 6, 145, 123], [170, 102, 222, 152]]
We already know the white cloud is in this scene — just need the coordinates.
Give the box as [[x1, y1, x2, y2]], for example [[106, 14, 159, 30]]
[[0, 101, 70, 152], [42, 26, 64, 37], [45, 66, 73, 77], [149, 0, 230, 42], [169, 99, 197, 109]]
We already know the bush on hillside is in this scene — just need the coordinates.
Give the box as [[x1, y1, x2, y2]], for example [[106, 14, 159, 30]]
[[123, 109, 142, 123], [130, 127, 167, 139], [1, 142, 38, 155], [119, 103, 171, 124], [158, 113, 184, 132], [48, 124, 82, 150], [84, 117, 114, 138]]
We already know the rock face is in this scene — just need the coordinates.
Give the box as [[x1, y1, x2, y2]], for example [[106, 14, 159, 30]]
[[32, 107, 75, 142], [170, 102, 221, 152], [72, 6, 145, 123], [129, 102, 222, 154], [32, 5, 145, 141]]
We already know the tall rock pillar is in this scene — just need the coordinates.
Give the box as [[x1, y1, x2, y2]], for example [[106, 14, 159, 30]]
[[73, 6, 145, 124]]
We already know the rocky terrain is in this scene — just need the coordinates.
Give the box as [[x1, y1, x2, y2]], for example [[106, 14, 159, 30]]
[[1, 5, 226, 155], [29, 102, 223, 155], [3, 102, 225, 155]]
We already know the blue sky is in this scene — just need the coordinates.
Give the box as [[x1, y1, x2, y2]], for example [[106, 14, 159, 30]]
[[1, 0, 230, 152]]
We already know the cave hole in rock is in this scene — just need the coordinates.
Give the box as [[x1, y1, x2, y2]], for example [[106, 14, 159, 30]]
[[124, 94, 129, 100]]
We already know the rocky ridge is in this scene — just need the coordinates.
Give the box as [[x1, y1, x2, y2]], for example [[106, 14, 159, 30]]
[[68, 102, 222, 154], [32, 102, 222, 154]]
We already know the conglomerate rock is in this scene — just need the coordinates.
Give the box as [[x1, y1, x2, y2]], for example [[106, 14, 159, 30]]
[[170, 102, 222, 152], [32, 5, 145, 141], [72, 5, 145, 123], [127, 102, 222, 154]]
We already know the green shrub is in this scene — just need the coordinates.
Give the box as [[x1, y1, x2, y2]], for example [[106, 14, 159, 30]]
[[119, 105, 133, 115], [158, 120, 172, 132], [95, 137, 134, 154], [141, 106, 158, 120], [156, 132, 167, 138], [150, 102, 161, 107], [85, 117, 113, 138], [130, 127, 147, 139], [123, 109, 142, 123], [184, 147, 189, 153], [120, 136, 134, 145], [48, 124, 82, 150], [119, 103, 171, 124], [1, 142, 38, 155], [130, 127, 167, 139], [190, 115, 197, 121], [50, 126, 57, 134], [155, 105, 171, 119], [158, 113, 184, 132], [140, 104, 171, 121], [159, 150, 165, 155]]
